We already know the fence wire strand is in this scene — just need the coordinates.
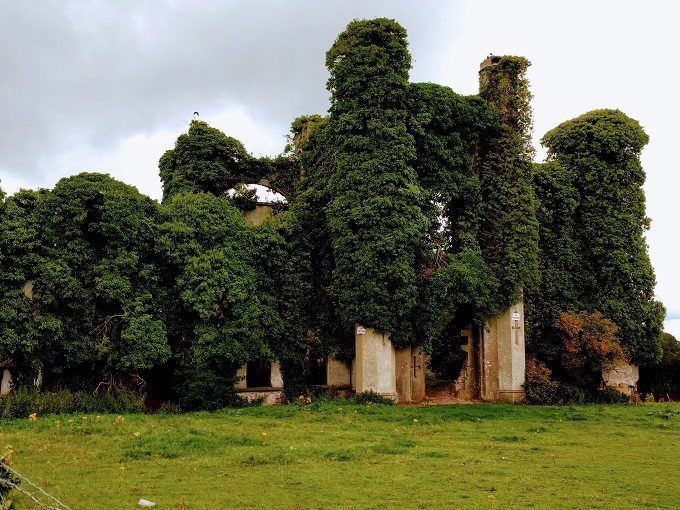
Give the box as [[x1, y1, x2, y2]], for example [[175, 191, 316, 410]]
[[0, 463, 72, 510]]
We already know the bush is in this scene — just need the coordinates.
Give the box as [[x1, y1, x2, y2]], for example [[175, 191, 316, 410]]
[[1, 448, 19, 509], [525, 380, 630, 405], [524, 380, 560, 405], [349, 391, 395, 405], [173, 367, 244, 411], [593, 387, 629, 404], [556, 383, 587, 404], [0, 388, 145, 418], [523, 381, 588, 405]]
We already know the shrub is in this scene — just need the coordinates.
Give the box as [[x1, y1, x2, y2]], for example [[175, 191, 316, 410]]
[[593, 387, 629, 404], [524, 380, 590, 405], [173, 367, 245, 411], [0, 388, 145, 418], [556, 311, 627, 389], [1, 448, 19, 509], [555, 383, 586, 405], [523, 380, 560, 405], [350, 391, 395, 405]]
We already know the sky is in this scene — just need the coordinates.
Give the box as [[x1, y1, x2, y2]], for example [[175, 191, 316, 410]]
[[2, 0, 679, 337]]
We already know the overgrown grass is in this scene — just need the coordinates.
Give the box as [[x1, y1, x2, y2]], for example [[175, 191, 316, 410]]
[[1, 403, 679, 509]]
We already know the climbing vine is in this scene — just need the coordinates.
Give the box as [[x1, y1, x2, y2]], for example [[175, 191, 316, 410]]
[[476, 56, 540, 310], [529, 109, 664, 367]]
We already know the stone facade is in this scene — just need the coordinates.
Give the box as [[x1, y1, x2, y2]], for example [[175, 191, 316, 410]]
[[1, 369, 10, 395], [602, 363, 639, 396], [353, 326, 398, 399], [480, 303, 526, 402], [243, 203, 273, 226]]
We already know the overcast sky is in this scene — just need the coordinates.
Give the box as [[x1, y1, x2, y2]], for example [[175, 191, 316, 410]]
[[2, 0, 679, 337]]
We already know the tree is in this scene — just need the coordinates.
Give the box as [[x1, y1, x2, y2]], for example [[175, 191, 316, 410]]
[[529, 109, 664, 368], [556, 311, 627, 389], [476, 56, 540, 309], [0, 174, 169, 390], [157, 191, 283, 408], [639, 332, 680, 398], [159, 120, 260, 201]]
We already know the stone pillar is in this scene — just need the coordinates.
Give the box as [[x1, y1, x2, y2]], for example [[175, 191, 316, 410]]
[[454, 327, 480, 400], [1, 369, 11, 395], [354, 325, 397, 399], [395, 347, 412, 403], [410, 347, 426, 402], [480, 320, 499, 400], [481, 303, 525, 402]]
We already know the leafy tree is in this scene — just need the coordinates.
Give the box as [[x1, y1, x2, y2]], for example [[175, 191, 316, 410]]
[[323, 18, 430, 347], [0, 174, 169, 390], [159, 121, 260, 201], [529, 110, 664, 367], [156, 191, 283, 407], [639, 333, 680, 397], [556, 311, 627, 389]]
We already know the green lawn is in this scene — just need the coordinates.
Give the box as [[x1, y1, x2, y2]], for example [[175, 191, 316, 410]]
[[1, 402, 679, 509]]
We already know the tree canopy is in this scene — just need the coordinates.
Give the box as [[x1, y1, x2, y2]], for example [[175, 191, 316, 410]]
[[528, 109, 664, 371]]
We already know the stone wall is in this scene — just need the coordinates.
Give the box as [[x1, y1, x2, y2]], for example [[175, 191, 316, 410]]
[[602, 363, 639, 396], [395, 346, 425, 403], [480, 303, 525, 402], [243, 203, 273, 226], [327, 356, 351, 387], [1, 369, 10, 395], [354, 326, 397, 399]]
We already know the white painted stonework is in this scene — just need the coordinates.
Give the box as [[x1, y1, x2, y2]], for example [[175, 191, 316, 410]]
[[327, 356, 351, 387], [354, 326, 397, 398], [603, 363, 639, 395], [1, 369, 11, 395]]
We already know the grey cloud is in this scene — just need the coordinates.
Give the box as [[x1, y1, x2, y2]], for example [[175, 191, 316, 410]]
[[0, 1, 458, 187]]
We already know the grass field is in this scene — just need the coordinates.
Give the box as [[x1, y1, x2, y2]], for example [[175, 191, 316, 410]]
[[1, 402, 679, 509]]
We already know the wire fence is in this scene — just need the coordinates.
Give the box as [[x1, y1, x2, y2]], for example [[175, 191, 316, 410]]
[[0, 462, 72, 510]]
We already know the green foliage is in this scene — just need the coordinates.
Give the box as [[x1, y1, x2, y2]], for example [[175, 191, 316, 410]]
[[230, 184, 258, 212], [159, 120, 259, 201], [406, 83, 497, 253], [323, 18, 429, 346], [157, 191, 283, 403], [172, 360, 245, 411], [593, 387, 629, 404], [523, 381, 628, 405], [529, 109, 664, 367], [476, 56, 540, 309], [349, 391, 395, 405], [416, 251, 498, 365], [0, 174, 168, 390], [639, 333, 680, 397], [0, 388, 144, 418], [0, 448, 19, 509]]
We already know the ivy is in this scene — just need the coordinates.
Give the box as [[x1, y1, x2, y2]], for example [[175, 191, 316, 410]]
[[0, 174, 169, 390], [528, 109, 664, 367], [477, 56, 540, 309]]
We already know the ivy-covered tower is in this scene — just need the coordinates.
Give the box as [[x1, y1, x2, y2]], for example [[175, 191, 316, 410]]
[[474, 55, 539, 402]]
